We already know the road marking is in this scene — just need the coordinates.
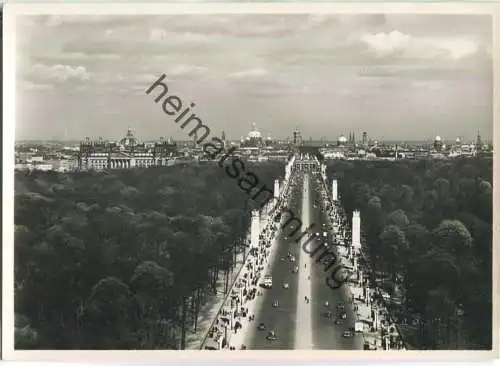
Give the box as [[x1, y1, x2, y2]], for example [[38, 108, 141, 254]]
[[294, 173, 313, 349]]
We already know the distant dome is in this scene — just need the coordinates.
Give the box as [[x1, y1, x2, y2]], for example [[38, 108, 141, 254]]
[[456, 137, 461, 143], [338, 135, 347, 143], [120, 128, 138, 146], [435, 135, 442, 142], [247, 122, 262, 139], [248, 130, 261, 139]]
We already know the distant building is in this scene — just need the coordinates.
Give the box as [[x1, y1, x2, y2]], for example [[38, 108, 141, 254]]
[[240, 123, 265, 148], [337, 135, 347, 147], [434, 135, 443, 151], [77, 128, 177, 170], [293, 129, 302, 146]]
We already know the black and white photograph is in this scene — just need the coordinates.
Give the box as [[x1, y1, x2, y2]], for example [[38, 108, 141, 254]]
[[3, 2, 497, 359]]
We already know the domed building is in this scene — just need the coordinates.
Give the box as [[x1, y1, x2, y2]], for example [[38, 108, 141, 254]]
[[434, 135, 443, 151], [78, 128, 177, 170], [264, 135, 274, 147], [337, 135, 347, 146], [241, 123, 264, 148], [120, 128, 139, 148]]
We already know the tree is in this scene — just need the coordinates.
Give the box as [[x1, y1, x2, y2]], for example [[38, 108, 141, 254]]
[[379, 225, 408, 284], [432, 220, 473, 259], [386, 209, 409, 228], [83, 277, 138, 349]]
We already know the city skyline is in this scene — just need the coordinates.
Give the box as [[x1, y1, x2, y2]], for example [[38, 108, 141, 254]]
[[16, 14, 493, 141]]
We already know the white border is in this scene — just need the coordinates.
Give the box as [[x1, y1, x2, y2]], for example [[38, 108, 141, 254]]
[[3, 2, 499, 362]]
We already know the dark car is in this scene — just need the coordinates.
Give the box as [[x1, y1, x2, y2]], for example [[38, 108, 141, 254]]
[[343, 330, 354, 338], [266, 330, 277, 341], [257, 323, 266, 331]]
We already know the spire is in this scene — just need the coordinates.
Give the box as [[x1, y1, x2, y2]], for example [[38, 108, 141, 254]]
[[222, 130, 226, 141]]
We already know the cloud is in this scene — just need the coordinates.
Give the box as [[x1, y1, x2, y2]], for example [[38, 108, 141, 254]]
[[228, 68, 268, 79], [27, 63, 91, 83], [168, 65, 208, 77], [360, 31, 482, 61]]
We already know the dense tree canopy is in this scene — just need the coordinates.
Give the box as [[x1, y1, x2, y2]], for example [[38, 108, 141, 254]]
[[14, 161, 284, 349], [328, 158, 492, 349]]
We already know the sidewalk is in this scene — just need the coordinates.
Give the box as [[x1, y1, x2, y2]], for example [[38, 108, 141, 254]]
[[226, 223, 282, 349], [200, 207, 282, 350], [201, 174, 295, 350], [185, 235, 248, 349]]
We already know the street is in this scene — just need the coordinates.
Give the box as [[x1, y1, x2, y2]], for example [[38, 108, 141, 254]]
[[246, 167, 362, 350]]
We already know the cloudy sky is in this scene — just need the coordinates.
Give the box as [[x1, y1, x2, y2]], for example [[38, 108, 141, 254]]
[[15, 14, 492, 142]]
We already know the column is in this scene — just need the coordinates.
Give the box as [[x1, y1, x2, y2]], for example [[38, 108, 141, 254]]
[[274, 179, 280, 199], [251, 210, 260, 249], [352, 210, 361, 251], [332, 179, 338, 201]]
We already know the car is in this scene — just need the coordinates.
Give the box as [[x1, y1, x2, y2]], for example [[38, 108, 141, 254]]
[[290, 256, 296, 263], [273, 300, 279, 308], [257, 323, 266, 331], [266, 330, 277, 341], [292, 265, 299, 274], [337, 304, 345, 311], [261, 276, 273, 289], [334, 319, 342, 325], [343, 331, 354, 338], [283, 282, 289, 289], [338, 312, 347, 320]]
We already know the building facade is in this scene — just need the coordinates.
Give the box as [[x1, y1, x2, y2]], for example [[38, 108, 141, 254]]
[[77, 129, 177, 170]]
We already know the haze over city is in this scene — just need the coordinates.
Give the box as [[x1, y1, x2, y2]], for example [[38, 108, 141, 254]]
[[15, 14, 492, 142]]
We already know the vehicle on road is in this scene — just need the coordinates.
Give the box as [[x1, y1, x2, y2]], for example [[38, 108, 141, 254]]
[[204, 339, 219, 350], [343, 330, 354, 338], [283, 282, 289, 289], [266, 330, 277, 341], [338, 312, 347, 320], [257, 323, 266, 331], [323, 311, 333, 319], [292, 265, 299, 274], [272, 300, 279, 308], [334, 319, 342, 325], [337, 303, 345, 311], [261, 276, 272, 289], [290, 256, 296, 263]]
